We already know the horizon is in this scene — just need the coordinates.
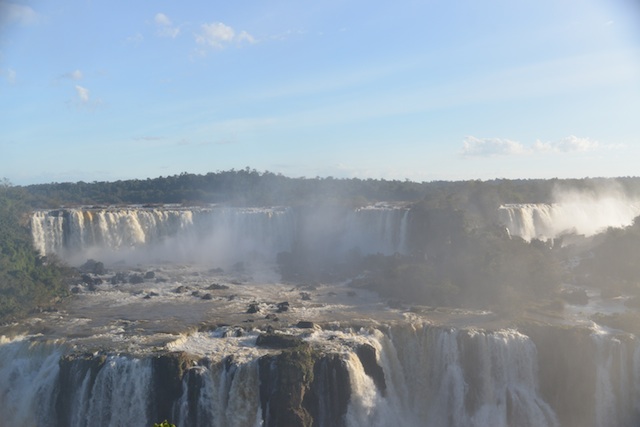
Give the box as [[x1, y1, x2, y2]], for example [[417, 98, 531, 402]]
[[10, 167, 640, 187], [1, 0, 639, 185]]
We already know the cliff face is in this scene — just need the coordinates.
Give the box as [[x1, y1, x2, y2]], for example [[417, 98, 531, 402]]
[[2, 322, 640, 427]]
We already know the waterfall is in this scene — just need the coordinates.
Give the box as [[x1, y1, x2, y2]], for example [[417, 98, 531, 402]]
[[30, 204, 412, 265], [342, 205, 410, 255], [4, 324, 640, 426], [30, 207, 295, 266], [499, 201, 640, 241]]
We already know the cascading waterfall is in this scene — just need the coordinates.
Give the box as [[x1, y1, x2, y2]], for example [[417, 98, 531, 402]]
[[499, 200, 640, 242], [30, 205, 412, 265], [173, 359, 262, 427], [30, 207, 295, 266], [342, 205, 410, 255], [3, 325, 640, 426]]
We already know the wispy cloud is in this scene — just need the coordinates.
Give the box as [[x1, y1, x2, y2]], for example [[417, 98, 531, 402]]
[[461, 135, 609, 157], [75, 85, 90, 103], [0, 2, 39, 27], [195, 22, 256, 51], [126, 33, 144, 45], [155, 13, 180, 38], [71, 85, 103, 110], [461, 136, 529, 157], [59, 69, 83, 81], [533, 135, 600, 153]]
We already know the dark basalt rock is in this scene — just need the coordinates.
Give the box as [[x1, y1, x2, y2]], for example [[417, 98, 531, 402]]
[[247, 303, 260, 314], [150, 352, 197, 423], [296, 321, 316, 329], [207, 283, 229, 290], [277, 301, 290, 313], [355, 343, 386, 395], [259, 346, 351, 427], [256, 333, 304, 349]]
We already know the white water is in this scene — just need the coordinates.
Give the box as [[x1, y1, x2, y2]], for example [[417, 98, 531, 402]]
[[31, 206, 295, 266], [4, 321, 640, 426], [30, 204, 412, 266], [499, 200, 640, 241]]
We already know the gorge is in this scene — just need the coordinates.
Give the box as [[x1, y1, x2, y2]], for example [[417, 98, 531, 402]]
[[2, 197, 640, 427]]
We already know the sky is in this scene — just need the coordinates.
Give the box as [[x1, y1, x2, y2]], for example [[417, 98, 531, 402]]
[[1, 0, 639, 185]]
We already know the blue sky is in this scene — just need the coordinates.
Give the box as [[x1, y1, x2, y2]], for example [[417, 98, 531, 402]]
[[1, 0, 639, 185]]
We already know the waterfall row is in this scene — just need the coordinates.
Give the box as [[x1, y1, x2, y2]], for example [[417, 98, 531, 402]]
[[30, 205, 411, 266], [498, 201, 640, 241], [2, 324, 639, 427]]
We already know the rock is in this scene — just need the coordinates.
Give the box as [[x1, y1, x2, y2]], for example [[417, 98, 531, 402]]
[[207, 283, 229, 290], [201, 293, 213, 300], [144, 271, 155, 279], [300, 292, 311, 301], [81, 274, 94, 285], [78, 259, 106, 275], [173, 285, 188, 293], [129, 274, 145, 284], [277, 301, 290, 313], [356, 344, 386, 395], [71, 286, 82, 294], [256, 333, 305, 349], [247, 303, 260, 314], [191, 291, 201, 297], [296, 321, 316, 329]]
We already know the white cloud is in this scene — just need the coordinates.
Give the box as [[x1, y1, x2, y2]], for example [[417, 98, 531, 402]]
[[533, 135, 599, 153], [60, 69, 83, 81], [155, 13, 180, 38], [195, 22, 256, 50], [75, 85, 90, 103], [461, 136, 530, 157], [462, 135, 608, 157], [0, 2, 39, 26]]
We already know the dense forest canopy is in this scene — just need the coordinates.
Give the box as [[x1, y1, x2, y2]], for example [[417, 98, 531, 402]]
[[20, 168, 640, 209]]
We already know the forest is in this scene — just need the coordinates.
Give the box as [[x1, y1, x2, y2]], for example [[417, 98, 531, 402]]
[[3, 171, 640, 322]]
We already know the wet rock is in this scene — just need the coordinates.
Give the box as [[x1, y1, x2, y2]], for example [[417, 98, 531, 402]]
[[144, 271, 155, 279], [300, 292, 311, 301], [207, 283, 229, 290], [81, 274, 94, 285], [276, 301, 290, 313], [256, 333, 304, 349], [247, 303, 260, 314], [201, 293, 213, 300], [296, 321, 316, 329], [173, 285, 188, 293], [191, 291, 201, 297], [78, 259, 106, 275], [356, 344, 386, 395], [265, 313, 279, 321], [129, 274, 145, 284]]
